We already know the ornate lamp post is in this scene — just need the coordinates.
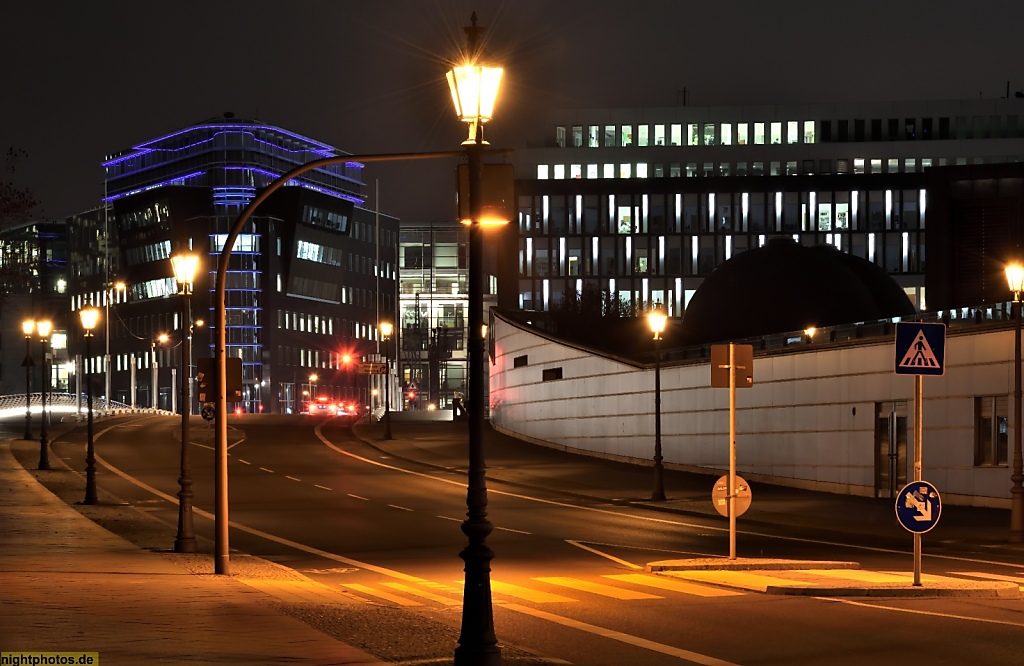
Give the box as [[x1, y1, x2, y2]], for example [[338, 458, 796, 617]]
[[647, 305, 668, 501], [379, 322, 393, 440], [171, 251, 199, 552], [22, 320, 34, 440], [36, 320, 53, 470], [79, 308, 100, 504], [447, 13, 504, 665], [1006, 262, 1024, 542]]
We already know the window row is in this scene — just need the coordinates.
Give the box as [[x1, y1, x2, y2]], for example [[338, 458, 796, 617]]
[[518, 190, 928, 237]]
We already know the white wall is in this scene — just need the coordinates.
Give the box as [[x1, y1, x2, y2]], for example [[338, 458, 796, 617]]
[[489, 312, 1016, 508]]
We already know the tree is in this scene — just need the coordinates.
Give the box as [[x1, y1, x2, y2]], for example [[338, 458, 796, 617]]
[[0, 147, 38, 231]]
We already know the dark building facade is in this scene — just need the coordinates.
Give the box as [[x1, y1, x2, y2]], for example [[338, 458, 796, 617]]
[[67, 116, 399, 414]]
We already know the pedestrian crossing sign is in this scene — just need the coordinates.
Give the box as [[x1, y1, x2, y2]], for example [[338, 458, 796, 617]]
[[894, 322, 945, 376]]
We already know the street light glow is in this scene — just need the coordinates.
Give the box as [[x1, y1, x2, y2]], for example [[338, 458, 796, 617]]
[[447, 65, 503, 127], [36, 320, 53, 338], [171, 252, 199, 288], [647, 307, 667, 340], [78, 308, 99, 332], [22, 320, 34, 336], [1007, 263, 1024, 297]]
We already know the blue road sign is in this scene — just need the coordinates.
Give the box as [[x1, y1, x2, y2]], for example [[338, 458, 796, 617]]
[[895, 322, 946, 376], [895, 481, 942, 533]]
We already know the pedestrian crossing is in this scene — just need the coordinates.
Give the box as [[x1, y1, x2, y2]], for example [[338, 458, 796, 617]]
[[305, 569, 1024, 608]]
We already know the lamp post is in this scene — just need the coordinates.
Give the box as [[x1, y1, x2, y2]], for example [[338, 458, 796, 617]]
[[79, 308, 100, 504], [36, 320, 53, 470], [647, 306, 668, 501], [379, 322, 393, 440], [447, 13, 503, 665], [104, 281, 125, 415], [23, 320, 34, 440], [172, 252, 198, 553], [1006, 262, 1024, 542], [151, 333, 167, 410]]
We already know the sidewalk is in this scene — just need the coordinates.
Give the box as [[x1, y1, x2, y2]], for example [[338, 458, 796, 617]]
[[0, 435, 387, 666], [354, 418, 1024, 598]]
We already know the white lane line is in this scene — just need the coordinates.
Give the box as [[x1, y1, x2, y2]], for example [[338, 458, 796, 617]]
[[438, 515, 461, 522], [388, 504, 414, 512], [285, 475, 302, 482], [94, 453, 427, 583], [313, 424, 1024, 571], [259, 467, 274, 474], [497, 601, 740, 666], [347, 493, 368, 501], [820, 597, 1024, 628], [314, 484, 332, 491], [495, 526, 531, 535], [237, 459, 252, 465], [566, 539, 642, 570]]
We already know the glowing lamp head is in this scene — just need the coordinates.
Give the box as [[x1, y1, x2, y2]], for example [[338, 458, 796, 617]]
[[380, 322, 393, 339], [1007, 263, 1024, 298], [647, 307, 667, 340], [22, 320, 34, 336], [78, 309, 99, 334], [171, 252, 199, 289], [805, 326, 817, 339], [447, 64, 503, 125], [36, 320, 53, 339], [309, 373, 318, 383]]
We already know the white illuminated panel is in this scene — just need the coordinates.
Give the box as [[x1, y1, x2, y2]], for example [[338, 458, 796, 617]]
[[775, 192, 783, 228], [659, 236, 665, 268], [725, 236, 732, 261], [553, 164, 565, 180], [537, 165, 549, 179], [592, 237, 598, 273], [691, 237, 698, 273], [543, 195, 550, 227], [902, 232, 909, 272], [526, 238, 533, 275], [642, 194, 649, 228], [759, 234, 765, 247], [742, 192, 749, 228], [885, 190, 892, 228], [625, 236, 632, 269], [609, 278, 616, 296], [542, 280, 550, 311], [852, 190, 859, 227], [919, 189, 927, 225], [675, 193, 682, 229], [587, 164, 598, 178], [868, 233, 876, 263], [675, 278, 682, 314], [575, 195, 582, 229], [559, 237, 566, 275]]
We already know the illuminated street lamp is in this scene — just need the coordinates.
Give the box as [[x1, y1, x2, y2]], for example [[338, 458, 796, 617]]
[[647, 305, 668, 501], [379, 322, 393, 440], [36, 320, 53, 470], [447, 13, 504, 665], [171, 251, 198, 553], [1006, 262, 1024, 542], [79, 307, 100, 504], [22, 320, 34, 440]]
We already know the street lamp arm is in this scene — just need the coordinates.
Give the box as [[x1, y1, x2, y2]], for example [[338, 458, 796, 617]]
[[211, 149, 502, 575]]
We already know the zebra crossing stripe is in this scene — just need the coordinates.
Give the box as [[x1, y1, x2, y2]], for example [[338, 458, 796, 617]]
[[534, 576, 662, 600], [381, 582, 460, 605], [605, 573, 743, 597]]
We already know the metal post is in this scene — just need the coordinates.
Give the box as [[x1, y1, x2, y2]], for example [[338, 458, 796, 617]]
[[130, 354, 137, 409], [454, 121, 500, 666], [84, 334, 97, 505], [651, 332, 665, 501], [24, 335, 32, 440], [104, 288, 111, 417], [1011, 296, 1024, 542], [384, 338, 393, 439], [913, 374, 923, 585], [729, 342, 737, 560], [151, 342, 158, 410], [175, 290, 196, 552], [38, 338, 49, 471]]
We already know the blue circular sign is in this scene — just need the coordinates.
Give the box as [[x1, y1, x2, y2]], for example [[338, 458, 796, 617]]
[[895, 481, 942, 533]]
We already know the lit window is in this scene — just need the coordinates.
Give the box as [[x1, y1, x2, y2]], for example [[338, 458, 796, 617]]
[[754, 123, 766, 145], [670, 124, 682, 146], [787, 121, 799, 144], [621, 125, 633, 147], [556, 126, 566, 147], [803, 121, 815, 144], [854, 158, 866, 174], [553, 164, 565, 179], [638, 125, 649, 146], [604, 125, 615, 147], [587, 164, 598, 178], [737, 123, 748, 145], [771, 123, 782, 144], [654, 125, 666, 146], [636, 163, 649, 178], [721, 124, 732, 146], [588, 126, 599, 148], [619, 163, 632, 178], [703, 124, 716, 146], [572, 126, 583, 147], [688, 124, 699, 146], [570, 164, 582, 179], [603, 164, 614, 178], [871, 159, 882, 174], [537, 164, 549, 179]]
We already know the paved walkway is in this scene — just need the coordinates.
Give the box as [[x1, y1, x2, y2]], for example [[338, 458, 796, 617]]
[[0, 435, 387, 665]]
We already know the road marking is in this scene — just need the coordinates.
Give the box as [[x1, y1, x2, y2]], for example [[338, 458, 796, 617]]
[[665, 570, 813, 593], [495, 526, 531, 535], [535, 577, 661, 600], [342, 583, 422, 607], [480, 580, 575, 604], [259, 467, 274, 474], [821, 597, 1024, 628], [285, 475, 301, 482], [496, 601, 740, 666], [880, 570, 985, 584], [437, 515, 461, 522], [605, 574, 743, 598], [803, 569, 910, 584], [958, 571, 1024, 588], [314, 484, 332, 491], [348, 493, 368, 501], [237, 459, 251, 465], [420, 581, 462, 593], [381, 582, 460, 606], [388, 504, 413, 512], [239, 578, 350, 605], [566, 540, 642, 570]]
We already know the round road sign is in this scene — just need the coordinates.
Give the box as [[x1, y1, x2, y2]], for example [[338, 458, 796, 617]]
[[895, 480, 941, 533], [712, 475, 752, 517]]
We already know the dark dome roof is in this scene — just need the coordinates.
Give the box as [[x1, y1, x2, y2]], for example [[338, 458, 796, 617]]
[[681, 238, 916, 345]]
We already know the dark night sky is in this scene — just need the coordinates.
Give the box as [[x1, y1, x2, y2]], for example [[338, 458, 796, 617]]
[[2, 0, 1022, 224]]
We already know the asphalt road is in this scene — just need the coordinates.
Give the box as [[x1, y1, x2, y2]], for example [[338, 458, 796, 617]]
[[46, 414, 1024, 665]]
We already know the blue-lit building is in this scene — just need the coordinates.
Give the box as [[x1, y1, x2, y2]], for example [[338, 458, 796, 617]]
[[68, 115, 399, 414]]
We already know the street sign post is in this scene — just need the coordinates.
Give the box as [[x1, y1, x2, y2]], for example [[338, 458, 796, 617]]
[[710, 343, 754, 560], [893, 322, 946, 586], [358, 362, 388, 375]]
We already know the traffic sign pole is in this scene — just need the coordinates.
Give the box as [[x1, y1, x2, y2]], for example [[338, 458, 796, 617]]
[[729, 343, 737, 560], [913, 375, 924, 586]]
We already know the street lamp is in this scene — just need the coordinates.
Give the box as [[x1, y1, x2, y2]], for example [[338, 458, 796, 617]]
[[379, 322, 393, 440], [647, 305, 668, 501], [104, 281, 126, 415], [447, 13, 503, 665], [36, 320, 53, 470], [309, 373, 318, 404], [1006, 262, 1024, 542], [79, 307, 100, 504], [22, 320, 34, 440], [171, 251, 198, 553]]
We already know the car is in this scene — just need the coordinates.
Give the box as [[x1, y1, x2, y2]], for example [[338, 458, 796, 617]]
[[307, 396, 337, 416], [335, 402, 360, 425]]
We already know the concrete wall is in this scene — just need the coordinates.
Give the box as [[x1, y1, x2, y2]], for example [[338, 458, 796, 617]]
[[489, 312, 1016, 509]]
